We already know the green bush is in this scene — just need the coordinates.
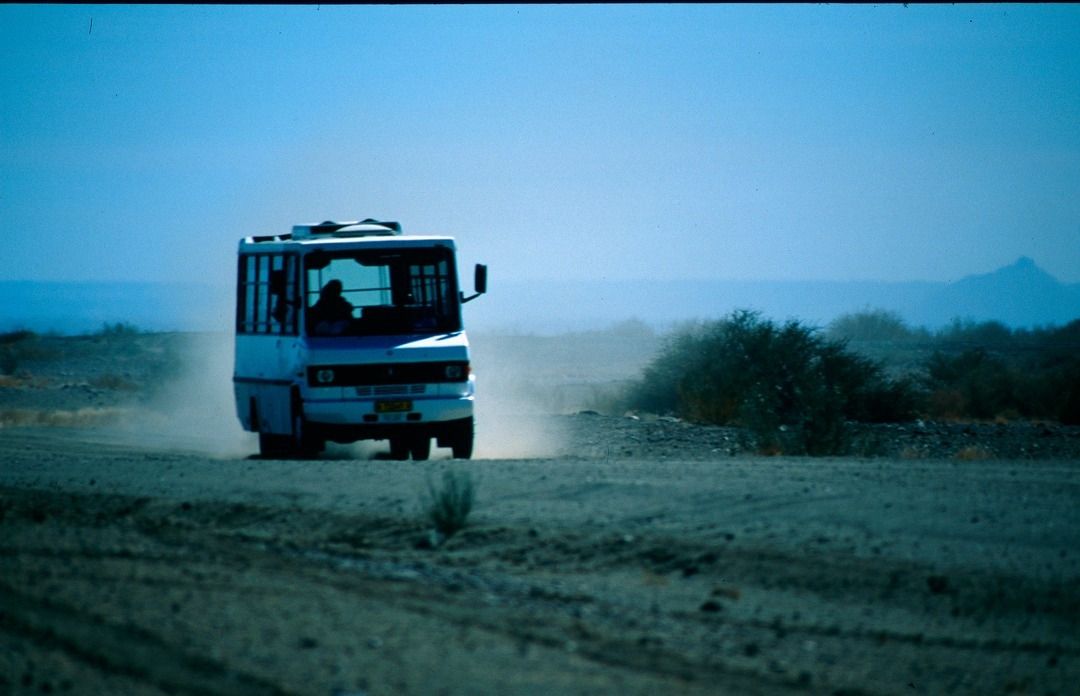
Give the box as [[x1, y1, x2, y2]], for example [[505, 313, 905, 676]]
[[626, 311, 1080, 432], [0, 330, 38, 375], [919, 320, 1080, 422], [827, 309, 925, 343], [924, 349, 1014, 419], [936, 318, 1014, 348], [425, 469, 476, 538], [0, 347, 16, 375], [625, 310, 915, 455], [816, 313, 1080, 424], [96, 322, 141, 337], [0, 330, 36, 345]]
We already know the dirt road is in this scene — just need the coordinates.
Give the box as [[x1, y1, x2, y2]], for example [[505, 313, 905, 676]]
[[1, 427, 1077, 696]]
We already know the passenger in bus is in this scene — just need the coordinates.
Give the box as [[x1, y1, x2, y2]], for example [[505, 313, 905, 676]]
[[309, 279, 354, 335], [269, 270, 294, 328]]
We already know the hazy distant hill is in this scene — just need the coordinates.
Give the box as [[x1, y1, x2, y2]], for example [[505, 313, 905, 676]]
[[0, 281, 231, 335], [481, 257, 1080, 333], [913, 257, 1080, 328], [476, 278, 939, 333], [2, 258, 1077, 335]]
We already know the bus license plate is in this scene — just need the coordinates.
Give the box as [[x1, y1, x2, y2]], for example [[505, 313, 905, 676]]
[[376, 400, 412, 413]]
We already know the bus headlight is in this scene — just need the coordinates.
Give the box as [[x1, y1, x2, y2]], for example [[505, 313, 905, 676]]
[[445, 364, 468, 380], [316, 368, 335, 384]]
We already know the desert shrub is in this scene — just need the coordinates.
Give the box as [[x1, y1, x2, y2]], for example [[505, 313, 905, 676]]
[[627, 311, 1080, 428], [425, 469, 476, 538], [96, 322, 141, 337], [924, 349, 1015, 420], [1032, 320, 1080, 424], [88, 373, 139, 391], [0, 348, 16, 376], [1036, 318, 1080, 352], [625, 310, 915, 455], [919, 323, 1080, 423], [0, 330, 36, 345], [1019, 357, 1080, 425], [606, 318, 655, 340], [1059, 372, 1080, 425], [954, 445, 993, 461], [827, 309, 923, 343], [936, 318, 1014, 348], [0, 330, 41, 375]]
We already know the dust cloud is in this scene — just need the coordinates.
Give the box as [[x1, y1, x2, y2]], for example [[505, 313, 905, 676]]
[[107, 324, 651, 461], [468, 326, 659, 459], [111, 330, 568, 462], [109, 332, 256, 458], [471, 375, 568, 460]]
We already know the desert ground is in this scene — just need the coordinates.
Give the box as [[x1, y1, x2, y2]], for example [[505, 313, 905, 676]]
[[1, 331, 1078, 695]]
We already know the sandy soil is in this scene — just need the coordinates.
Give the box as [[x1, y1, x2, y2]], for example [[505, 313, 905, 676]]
[[2, 425, 1078, 696], [1, 332, 1078, 695]]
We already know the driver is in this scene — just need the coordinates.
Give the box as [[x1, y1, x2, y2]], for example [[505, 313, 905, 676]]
[[309, 279, 354, 335]]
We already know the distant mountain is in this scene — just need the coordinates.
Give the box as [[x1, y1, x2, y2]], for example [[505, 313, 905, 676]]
[[473, 278, 940, 333], [913, 257, 1080, 328], [2, 259, 1077, 335], [478, 258, 1080, 333]]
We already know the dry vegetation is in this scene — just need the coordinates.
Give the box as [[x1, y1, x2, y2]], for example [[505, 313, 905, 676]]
[[0, 326, 188, 431], [1, 316, 1078, 695], [612, 310, 1080, 456], [3, 311, 1080, 457]]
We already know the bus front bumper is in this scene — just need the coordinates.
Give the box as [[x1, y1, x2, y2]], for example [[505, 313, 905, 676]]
[[303, 395, 474, 428]]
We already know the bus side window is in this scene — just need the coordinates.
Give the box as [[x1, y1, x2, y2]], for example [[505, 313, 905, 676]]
[[238, 253, 299, 336], [255, 256, 271, 332], [269, 254, 300, 335], [237, 254, 258, 334]]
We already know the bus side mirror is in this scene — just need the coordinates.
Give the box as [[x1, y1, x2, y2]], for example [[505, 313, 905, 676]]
[[462, 264, 487, 304], [474, 264, 487, 295]]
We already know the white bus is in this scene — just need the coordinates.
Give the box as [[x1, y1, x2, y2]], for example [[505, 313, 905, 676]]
[[233, 219, 486, 460]]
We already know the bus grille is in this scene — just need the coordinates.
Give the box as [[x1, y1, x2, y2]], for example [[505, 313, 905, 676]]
[[356, 384, 427, 397]]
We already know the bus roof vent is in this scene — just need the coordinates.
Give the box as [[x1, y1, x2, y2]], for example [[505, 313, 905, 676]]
[[291, 219, 402, 239]]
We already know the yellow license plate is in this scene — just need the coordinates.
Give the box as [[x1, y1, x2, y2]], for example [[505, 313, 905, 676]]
[[375, 400, 412, 413]]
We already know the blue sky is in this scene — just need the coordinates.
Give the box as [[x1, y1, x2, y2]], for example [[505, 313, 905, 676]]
[[2, 4, 1079, 286]]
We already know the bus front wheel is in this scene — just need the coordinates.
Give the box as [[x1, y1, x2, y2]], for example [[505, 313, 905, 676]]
[[389, 438, 410, 460], [450, 418, 474, 460], [291, 409, 324, 459], [258, 432, 289, 458], [389, 435, 431, 461], [410, 437, 431, 461]]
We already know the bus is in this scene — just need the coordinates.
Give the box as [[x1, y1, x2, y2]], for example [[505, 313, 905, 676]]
[[233, 219, 486, 460]]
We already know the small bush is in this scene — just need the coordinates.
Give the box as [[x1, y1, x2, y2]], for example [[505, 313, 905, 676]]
[[828, 309, 923, 343], [89, 373, 140, 391], [954, 445, 993, 461], [827, 314, 1080, 424], [425, 469, 476, 538], [0, 347, 16, 376], [0, 330, 36, 345], [937, 318, 1013, 348], [96, 322, 141, 337], [920, 347, 1080, 422], [924, 349, 1015, 420], [0, 330, 38, 375]]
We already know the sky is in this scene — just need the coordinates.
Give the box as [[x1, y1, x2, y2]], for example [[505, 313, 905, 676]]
[[2, 4, 1079, 287]]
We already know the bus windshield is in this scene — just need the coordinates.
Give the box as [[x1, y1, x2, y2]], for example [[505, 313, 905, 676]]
[[303, 246, 461, 337]]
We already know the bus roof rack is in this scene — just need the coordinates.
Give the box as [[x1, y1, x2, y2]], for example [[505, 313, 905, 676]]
[[291, 218, 402, 240]]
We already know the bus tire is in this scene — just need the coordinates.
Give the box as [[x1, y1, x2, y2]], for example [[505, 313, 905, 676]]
[[259, 432, 289, 458], [410, 436, 432, 461], [450, 418, 474, 460], [290, 407, 324, 459], [389, 437, 410, 461]]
